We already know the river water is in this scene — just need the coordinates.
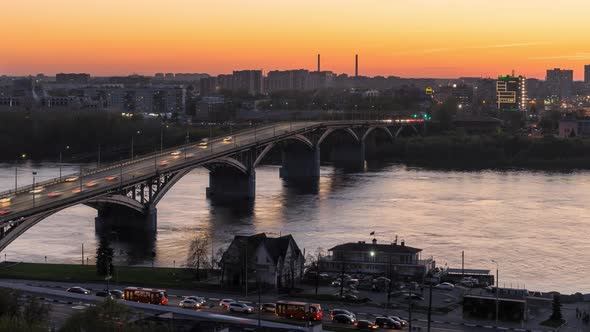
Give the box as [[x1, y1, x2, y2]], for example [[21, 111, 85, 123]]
[[0, 162, 588, 294]]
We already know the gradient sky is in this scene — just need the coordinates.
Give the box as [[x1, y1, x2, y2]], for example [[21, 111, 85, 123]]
[[2, 0, 590, 79]]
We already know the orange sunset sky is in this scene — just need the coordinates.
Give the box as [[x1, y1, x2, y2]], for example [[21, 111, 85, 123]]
[[2, 0, 590, 79]]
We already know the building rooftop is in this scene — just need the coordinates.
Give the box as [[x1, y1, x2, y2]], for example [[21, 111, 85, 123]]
[[329, 239, 422, 254]]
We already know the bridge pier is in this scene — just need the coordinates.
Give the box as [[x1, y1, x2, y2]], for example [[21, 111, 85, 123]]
[[94, 205, 157, 235], [206, 169, 255, 201], [279, 145, 320, 180], [331, 142, 365, 170]]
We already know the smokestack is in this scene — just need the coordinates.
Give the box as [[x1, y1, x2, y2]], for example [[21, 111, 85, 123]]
[[355, 54, 358, 77], [317, 54, 321, 72]]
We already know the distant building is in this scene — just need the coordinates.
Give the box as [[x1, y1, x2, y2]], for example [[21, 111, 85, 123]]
[[546, 68, 574, 98], [319, 238, 434, 279], [307, 71, 335, 90], [220, 233, 304, 288], [232, 70, 264, 95], [585, 65, 590, 85], [559, 118, 590, 137], [55, 73, 90, 84], [265, 70, 309, 92], [496, 75, 527, 111], [199, 77, 218, 96]]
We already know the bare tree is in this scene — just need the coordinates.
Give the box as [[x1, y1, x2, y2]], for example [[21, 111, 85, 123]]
[[186, 234, 210, 281], [305, 247, 326, 295]]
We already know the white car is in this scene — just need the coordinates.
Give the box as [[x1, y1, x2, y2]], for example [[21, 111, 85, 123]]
[[223, 136, 233, 143], [184, 296, 206, 308], [179, 299, 198, 309], [219, 299, 235, 309], [435, 282, 455, 290], [228, 302, 254, 313], [170, 151, 181, 156], [65, 176, 79, 182]]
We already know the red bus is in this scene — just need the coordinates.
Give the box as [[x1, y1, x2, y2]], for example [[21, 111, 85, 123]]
[[123, 287, 168, 305], [275, 300, 322, 321]]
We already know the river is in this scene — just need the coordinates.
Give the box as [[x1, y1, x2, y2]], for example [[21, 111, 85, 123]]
[[0, 162, 588, 294]]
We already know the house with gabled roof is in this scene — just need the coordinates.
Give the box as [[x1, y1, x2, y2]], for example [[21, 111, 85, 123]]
[[220, 233, 304, 288]]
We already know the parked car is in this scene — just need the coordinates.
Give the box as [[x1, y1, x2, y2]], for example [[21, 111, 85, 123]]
[[259, 303, 276, 313], [354, 320, 378, 330], [219, 299, 235, 309], [179, 299, 198, 309], [66, 287, 91, 295], [435, 282, 455, 290], [331, 309, 356, 319], [332, 314, 356, 324], [228, 302, 254, 313], [404, 293, 424, 301]]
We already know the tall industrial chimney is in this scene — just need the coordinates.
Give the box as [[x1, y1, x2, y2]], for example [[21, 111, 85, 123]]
[[355, 54, 359, 77], [317, 54, 321, 72]]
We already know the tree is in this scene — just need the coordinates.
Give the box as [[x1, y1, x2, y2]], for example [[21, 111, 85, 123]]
[[96, 237, 114, 277], [186, 234, 210, 281], [433, 97, 458, 130], [304, 247, 326, 295], [550, 294, 562, 321]]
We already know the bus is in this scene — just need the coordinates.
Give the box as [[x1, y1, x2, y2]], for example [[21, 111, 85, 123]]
[[123, 287, 168, 305], [275, 300, 322, 321]]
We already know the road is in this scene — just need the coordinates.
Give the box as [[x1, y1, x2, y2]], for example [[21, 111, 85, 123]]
[[1, 279, 541, 332], [0, 121, 324, 223]]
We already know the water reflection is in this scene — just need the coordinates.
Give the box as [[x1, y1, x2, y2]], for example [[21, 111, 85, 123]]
[[97, 229, 156, 266]]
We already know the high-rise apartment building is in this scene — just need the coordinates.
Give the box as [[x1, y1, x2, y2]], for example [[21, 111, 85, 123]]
[[496, 75, 527, 111], [232, 70, 264, 95], [585, 65, 590, 85], [546, 68, 574, 98], [265, 70, 309, 92]]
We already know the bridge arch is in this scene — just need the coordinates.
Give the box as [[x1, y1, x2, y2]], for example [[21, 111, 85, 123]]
[[253, 134, 314, 168], [362, 126, 394, 142], [201, 156, 249, 174], [317, 127, 360, 146], [395, 125, 419, 138]]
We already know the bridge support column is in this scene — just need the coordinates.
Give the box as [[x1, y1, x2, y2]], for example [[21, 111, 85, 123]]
[[94, 205, 157, 235], [331, 142, 365, 170], [279, 146, 320, 180], [206, 169, 255, 201]]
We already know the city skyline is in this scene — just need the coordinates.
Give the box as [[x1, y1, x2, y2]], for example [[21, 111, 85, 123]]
[[2, 0, 590, 79]]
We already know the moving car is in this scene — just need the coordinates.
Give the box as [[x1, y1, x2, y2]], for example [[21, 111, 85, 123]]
[[223, 136, 233, 143], [65, 176, 79, 182], [375, 317, 401, 329], [0, 209, 12, 216], [198, 140, 208, 149], [435, 282, 455, 290], [95, 291, 115, 299], [84, 181, 98, 187], [332, 314, 356, 324], [0, 197, 12, 204], [219, 299, 235, 309], [66, 287, 91, 295], [387, 316, 408, 327], [184, 296, 206, 308], [228, 302, 253, 313], [170, 151, 181, 156], [259, 303, 276, 313], [158, 160, 169, 167], [331, 309, 356, 319], [354, 320, 378, 330], [29, 186, 45, 194], [47, 191, 62, 198], [179, 299, 198, 309], [105, 176, 117, 181], [109, 290, 124, 299]]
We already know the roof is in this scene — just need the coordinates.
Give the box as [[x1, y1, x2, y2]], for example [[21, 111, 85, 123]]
[[226, 233, 303, 264], [329, 241, 421, 254]]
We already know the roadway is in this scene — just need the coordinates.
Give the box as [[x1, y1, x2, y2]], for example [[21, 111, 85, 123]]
[[0, 121, 325, 223]]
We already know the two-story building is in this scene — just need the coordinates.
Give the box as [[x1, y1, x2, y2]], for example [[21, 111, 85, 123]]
[[220, 233, 304, 288], [320, 238, 435, 280]]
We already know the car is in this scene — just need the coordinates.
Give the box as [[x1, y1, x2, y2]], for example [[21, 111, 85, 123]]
[[331, 309, 356, 319], [198, 141, 208, 149], [219, 299, 235, 309], [159, 160, 169, 167], [105, 176, 117, 181], [170, 151, 181, 156], [179, 299, 198, 309], [331, 280, 341, 287], [65, 176, 79, 182], [354, 320, 378, 330], [259, 303, 276, 313], [71, 188, 82, 194], [184, 296, 206, 307], [387, 316, 408, 327], [95, 290, 115, 299], [403, 293, 424, 301], [375, 317, 401, 329], [84, 181, 98, 187], [223, 136, 233, 143], [228, 302, 253, 313], [66, 287, 91, 295], [29, 186, 45, 194], [435, 282, 455, 290], [109, 290, 124, 299], [0, 197, 12, 204], [332, 314, 356, 324], [0, 209, 12, 216], [47, 191, 62, 198]]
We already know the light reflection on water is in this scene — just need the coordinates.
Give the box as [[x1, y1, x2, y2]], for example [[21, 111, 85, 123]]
[[0, 162, 589, 294]]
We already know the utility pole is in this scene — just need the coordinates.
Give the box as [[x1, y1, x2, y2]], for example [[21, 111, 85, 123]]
[[32, 172, 37, 208], [339, 259, 345, 298], [408, 289, 413, 332], [427, 282, 433, 332], [14, 166, 17, 192], [81, 243, 84, 265]]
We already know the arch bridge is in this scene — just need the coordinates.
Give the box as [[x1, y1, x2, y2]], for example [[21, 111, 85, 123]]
[[0, 120, 424, 252]]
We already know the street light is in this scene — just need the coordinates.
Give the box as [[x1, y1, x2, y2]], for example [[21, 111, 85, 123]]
[[131, 130, 141, 161], [492, 260, 499, 326], [59, 145, 70, 180], [32, 171, 37, 208]]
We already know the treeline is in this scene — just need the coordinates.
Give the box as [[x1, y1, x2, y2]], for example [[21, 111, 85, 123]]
[[390, 134, 590, 169], [0, 111, 232, 163]]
